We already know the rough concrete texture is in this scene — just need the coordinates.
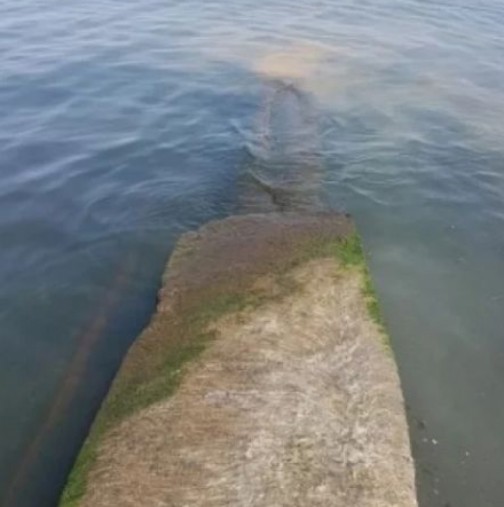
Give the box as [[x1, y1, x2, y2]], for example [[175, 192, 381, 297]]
[[74, 213, 417, 507]]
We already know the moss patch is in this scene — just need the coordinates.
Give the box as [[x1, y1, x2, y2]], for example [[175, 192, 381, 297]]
[[300, 233, 389, 345]]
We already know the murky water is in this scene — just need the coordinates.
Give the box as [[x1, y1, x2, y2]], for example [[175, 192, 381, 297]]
[[1, 0, 504, 506]]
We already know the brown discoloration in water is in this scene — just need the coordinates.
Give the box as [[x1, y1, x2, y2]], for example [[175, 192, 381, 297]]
[[73, 213, 417, 507], [254, 42, 328, 82]]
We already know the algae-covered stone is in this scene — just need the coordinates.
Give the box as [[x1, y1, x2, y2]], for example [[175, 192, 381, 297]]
[[60, 212, 417, 507]]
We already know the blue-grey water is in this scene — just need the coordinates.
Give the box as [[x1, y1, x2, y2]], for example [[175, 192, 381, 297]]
[[1, 0, 504, 506]]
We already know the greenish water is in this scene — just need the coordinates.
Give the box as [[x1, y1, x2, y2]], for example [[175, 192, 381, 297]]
[[1, 0, 504, 506]]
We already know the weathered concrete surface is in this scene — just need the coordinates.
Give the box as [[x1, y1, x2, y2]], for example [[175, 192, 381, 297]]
[[67, 212, 417, 507]]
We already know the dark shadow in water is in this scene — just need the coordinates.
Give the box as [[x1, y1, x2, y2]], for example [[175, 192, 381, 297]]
[[238, 79, 326, 213]]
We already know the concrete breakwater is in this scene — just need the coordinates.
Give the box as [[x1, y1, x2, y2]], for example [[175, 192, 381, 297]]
[[59, 212, 417, 507]]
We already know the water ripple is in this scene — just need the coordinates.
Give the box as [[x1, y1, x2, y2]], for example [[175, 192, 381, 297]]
[[1, 0, 504, 505]]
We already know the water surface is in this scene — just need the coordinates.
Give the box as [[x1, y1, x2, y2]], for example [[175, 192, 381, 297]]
[[1, 0, 504, 506]]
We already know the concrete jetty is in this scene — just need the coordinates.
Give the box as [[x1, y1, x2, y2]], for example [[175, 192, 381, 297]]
[[60, 212, 417, 507]]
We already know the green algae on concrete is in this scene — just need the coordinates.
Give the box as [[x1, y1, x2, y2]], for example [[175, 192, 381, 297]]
[[59, 212, 411, 507]]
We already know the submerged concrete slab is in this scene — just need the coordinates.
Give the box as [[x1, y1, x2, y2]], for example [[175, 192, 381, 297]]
[[60, 212, 417, 507]]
